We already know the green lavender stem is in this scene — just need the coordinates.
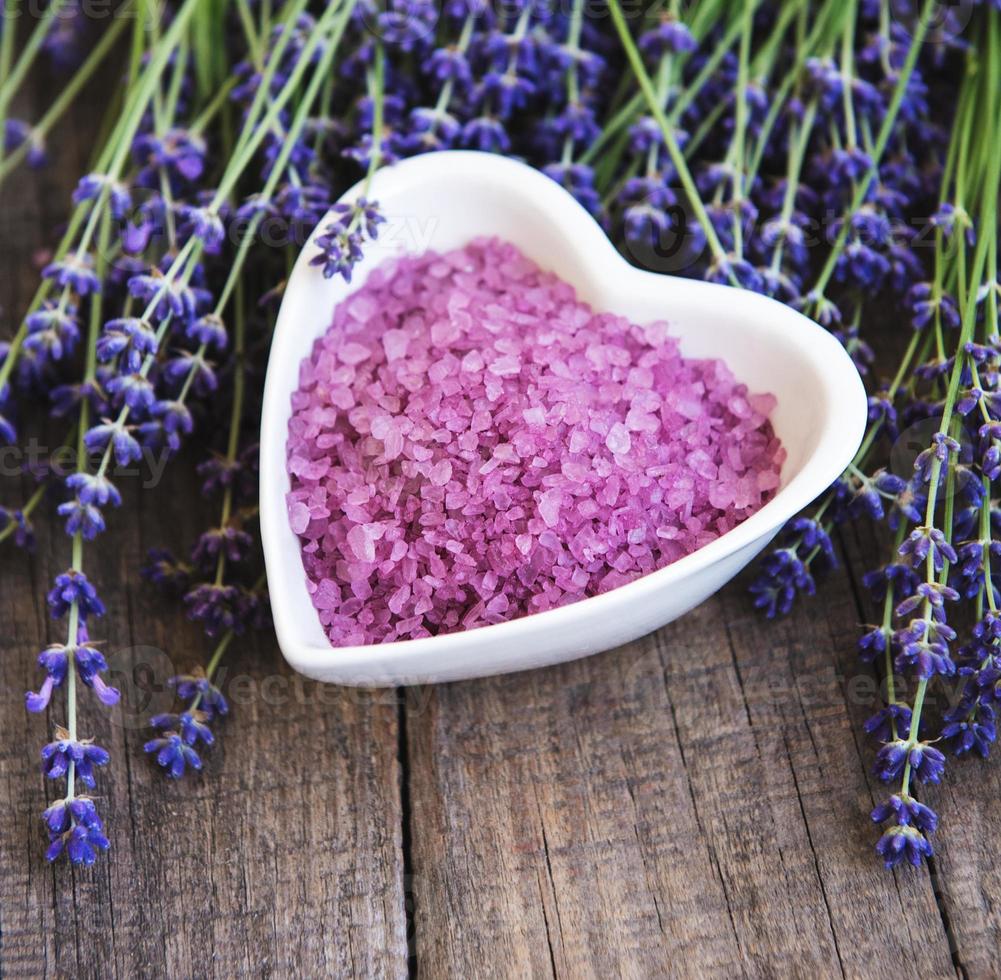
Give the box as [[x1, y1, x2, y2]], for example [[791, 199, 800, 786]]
[[0, 0, 21, 172], [0, 0, 66, 117], [212, 282, 247, 589], [0, 7, 132, 184], [60, 205, 111, 803], [606, 0, 732, 275], [727, 0, 755, 258], [584, 0, 737, 171]]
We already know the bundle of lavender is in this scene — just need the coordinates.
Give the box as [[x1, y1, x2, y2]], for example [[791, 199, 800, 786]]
[[0, 0, 994, 867], [752, 13, 1001, 868]]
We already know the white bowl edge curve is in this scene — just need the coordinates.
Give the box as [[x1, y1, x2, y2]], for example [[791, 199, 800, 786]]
[[260, 151, 867, 687]]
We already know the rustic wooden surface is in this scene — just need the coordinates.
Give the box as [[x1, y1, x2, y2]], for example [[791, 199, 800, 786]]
[[0, 59, 998, 980]]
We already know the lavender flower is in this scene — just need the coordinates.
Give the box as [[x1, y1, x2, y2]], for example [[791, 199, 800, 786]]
[[41, 731, 110, 787], [310, 198, 384, 281], [43, 797, 110, 866], [144, 732, 204, 778]]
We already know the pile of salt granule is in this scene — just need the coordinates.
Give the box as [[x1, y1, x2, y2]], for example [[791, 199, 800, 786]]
[[286, 237, 785, 646]]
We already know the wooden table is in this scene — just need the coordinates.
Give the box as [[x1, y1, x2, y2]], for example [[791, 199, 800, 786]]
[[2, 84, 998, 980]]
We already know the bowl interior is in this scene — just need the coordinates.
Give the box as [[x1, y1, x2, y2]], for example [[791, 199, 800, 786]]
[[261, 152, 858, 658]]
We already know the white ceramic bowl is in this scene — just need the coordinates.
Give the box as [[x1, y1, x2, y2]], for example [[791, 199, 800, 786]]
[[260, 151, 866, 687]]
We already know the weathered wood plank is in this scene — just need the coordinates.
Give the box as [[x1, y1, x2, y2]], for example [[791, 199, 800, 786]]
[[405, 559, 957, 978], [922, 765, 1001, 979]]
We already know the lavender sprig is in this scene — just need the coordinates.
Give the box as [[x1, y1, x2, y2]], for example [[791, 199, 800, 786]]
[[144, 285, 262, 775], [809, 17, 998, 868], [19, 0, 361, 861]]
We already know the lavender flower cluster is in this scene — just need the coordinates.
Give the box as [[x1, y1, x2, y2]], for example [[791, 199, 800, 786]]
[[1, 0, 997, 873], [747, 1, 1001, 869]]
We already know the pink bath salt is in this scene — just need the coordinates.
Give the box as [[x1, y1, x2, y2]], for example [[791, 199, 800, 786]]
[[489, 354, 521, 377], [749, 392, 778, 416], [347, 524, 378, 562], [429, 459, 452, 487], [461, 350, 484, 372], [286, 237, 783, 646], [431, 317, 462, 346], [568, 429, 589, 454], [538, 489, 562, 528], [605, 422, 632, 455], [338, 341, 371, 365], [382, 328, 409, 361], [288, 500, 311, 535]]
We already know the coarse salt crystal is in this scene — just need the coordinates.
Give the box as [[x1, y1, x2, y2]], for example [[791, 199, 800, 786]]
[[429, 459, 452, 487], [338, 341, 370, 365], [286, 237, 783, 646], [288, 501, 310, 535], [605, 422, 631, 455], [538, 489, 562, 528]]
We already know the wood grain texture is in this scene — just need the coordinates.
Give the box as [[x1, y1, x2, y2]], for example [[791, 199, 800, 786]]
[[4, 46, 1001, 980], [404, 561, 958, 979]]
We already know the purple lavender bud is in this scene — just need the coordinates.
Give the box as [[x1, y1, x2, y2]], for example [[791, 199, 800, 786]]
[[169, 673, 229, 719], [47, 570, 105, 621], [48, 818, 110, 866], [151, 710, 214, 747], [183, 582, 245, 636], [461, 115, 510, 153], [871, 793, 938, 834], [164, 351, 217, 395], [152, 399, 193, 436], [142, 548, 192, 594], [144, 733, 203, 779], [4, 119, 47, 167], [175, 204, 226, 254], [57, 498, 106, 540], [85, 420, 143, 466], [41, 735, 110, 788], [132, 128, 207, 184], [863, 703, 912, 742], [0, 507, 35, 550], [106, 372, 156, 412], [25, 302, 80, 365], [639, 16, 696, 60], [874, 824, 933, 869], [127, 271, 197, 323], [423, 45, 472, 84], [187, 313, 228, 350], [96, 317, 157, 371], [73, 642, 120, 706], [73, 173, 132, 220], [41, 254, 101, 296], [192, 526, 254, 568], [907, 742, 946, 784], [858, 626, 889, 662], [942, 705, 996, 758]]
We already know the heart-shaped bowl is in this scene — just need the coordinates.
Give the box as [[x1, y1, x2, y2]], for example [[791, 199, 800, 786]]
[[260, 150, 866, 687]]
